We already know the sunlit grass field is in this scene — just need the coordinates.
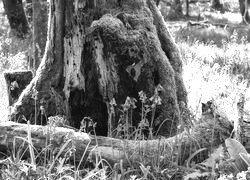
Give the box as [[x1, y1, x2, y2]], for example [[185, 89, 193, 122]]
[[180, 41, 250, 122]]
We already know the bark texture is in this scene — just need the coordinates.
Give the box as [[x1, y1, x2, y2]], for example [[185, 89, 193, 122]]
[[10, 0, 187, 138], [2, 0, 30, 38], [0, 117, 232, 167]]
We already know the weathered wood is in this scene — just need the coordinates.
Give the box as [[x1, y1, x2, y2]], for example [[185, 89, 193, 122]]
[[0, 116, 233, 166], [10, 0, 188, 138], [4, 71, 33, 106]]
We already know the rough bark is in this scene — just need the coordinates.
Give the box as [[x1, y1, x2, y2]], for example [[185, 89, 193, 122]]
[[239, 0, 250, 24], [0, 117, 232, 166], [2, 0, 30, 38], [24, 0, 32, 23], [10, 0, 187, 138]]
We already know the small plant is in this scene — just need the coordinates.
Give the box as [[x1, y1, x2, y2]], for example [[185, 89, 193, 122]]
[[111, 85, 163, 140], [31, 89, 38, 125], [80, 117, 96, 135], [108, 98, 117, 137], [115, 97, 137, 139]]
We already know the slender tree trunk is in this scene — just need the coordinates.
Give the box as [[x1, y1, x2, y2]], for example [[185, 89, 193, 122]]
[[174, 0, 183, 16], [239, 0, 250, 24], [211, 0, 223, 11], [155, 0, 160, 6], [186, 0, 189, 16], [31, 0, 48, 72], [2, 0, 30, 38], [24, 0, 32, 23], [10, 0, 187, 138], [168, 0, 183, 20]]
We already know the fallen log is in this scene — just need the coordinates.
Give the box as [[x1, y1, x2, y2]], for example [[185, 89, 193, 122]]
[[0, 117, 233, 167]]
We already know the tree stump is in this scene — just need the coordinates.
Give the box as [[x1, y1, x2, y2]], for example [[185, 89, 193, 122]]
[[9, 0, 188, 138], [4, 70, 33, 106]]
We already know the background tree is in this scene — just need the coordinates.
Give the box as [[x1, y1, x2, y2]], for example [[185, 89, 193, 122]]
[[239, 0, 250, 24], [30, 0, 48, 71], [172, 0, 183, 17], [2, 0, 30, 38], [211, 0, 224, 12], [155, 0, 160, 6], [186, 0, 189, 17], [22, 0, 48, 71], [9, 0, 188, 138]]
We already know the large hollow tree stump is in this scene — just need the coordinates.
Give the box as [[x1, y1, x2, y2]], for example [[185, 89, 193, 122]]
[[9, 0, 188, 138], [4, 70, 33, 106]]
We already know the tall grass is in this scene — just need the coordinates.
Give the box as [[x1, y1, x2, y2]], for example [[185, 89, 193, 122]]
[[179, 38, 250, 122]]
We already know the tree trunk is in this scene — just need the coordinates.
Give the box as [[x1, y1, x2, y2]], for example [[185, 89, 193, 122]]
[[167, 0, 183, 20], [24, 0, 32, 23], [31, 0, 48, 72], [186, 0, 189, 17], [0, 117, 232, 166], [9, 0, 187, 138], [155, 0, 160, 6], [172, 0, 183, 17], [30, 0, 48, 72], [2, 0, 30, 38], [239, 0, 250, 24], [23, 0, 48, 72], [211, 0, 223, 11]]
